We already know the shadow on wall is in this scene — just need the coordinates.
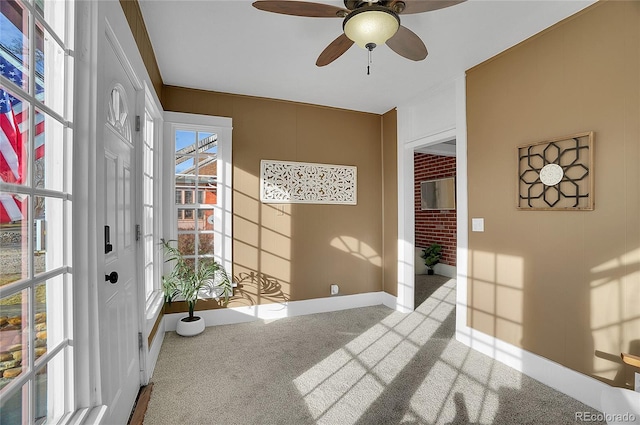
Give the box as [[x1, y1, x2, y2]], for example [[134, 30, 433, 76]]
[[231, 167, 292, 307], [590, 247, 640, 389], [467, 245, 640, 391], [233, 271, 290, 306], [231, 166, 383, 305]]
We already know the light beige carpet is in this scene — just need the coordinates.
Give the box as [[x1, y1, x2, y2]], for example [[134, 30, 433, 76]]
[[144, 279, 603, 425]]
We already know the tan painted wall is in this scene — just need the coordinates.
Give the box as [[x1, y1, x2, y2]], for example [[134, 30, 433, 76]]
[[119, 0, 400, 307], [164, 86, 386, 305], [466, 1, 640, 388], [382, 109, 398, 296]]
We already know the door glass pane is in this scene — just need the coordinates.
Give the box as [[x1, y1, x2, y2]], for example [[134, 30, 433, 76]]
[[34, 196, 64, 275], [40, 25, 65, 117], [0, 288, 29, 389], [0, 88, 30, 188], [0, 193, 29, 285], [34, 109, 64, 191], [0, 3, 30, 92]]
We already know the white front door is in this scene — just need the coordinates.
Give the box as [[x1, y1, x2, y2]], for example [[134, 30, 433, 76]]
[[98, 29, 141, 424]]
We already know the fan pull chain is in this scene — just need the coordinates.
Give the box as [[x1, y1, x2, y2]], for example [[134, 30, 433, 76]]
[[366, 42, 375, 75]]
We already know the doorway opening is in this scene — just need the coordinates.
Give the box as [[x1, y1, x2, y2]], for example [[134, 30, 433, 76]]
[[413, 140, 457, 309]]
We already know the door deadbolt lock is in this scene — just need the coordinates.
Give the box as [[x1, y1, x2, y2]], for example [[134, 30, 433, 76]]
[[105, 271, 118, 284]]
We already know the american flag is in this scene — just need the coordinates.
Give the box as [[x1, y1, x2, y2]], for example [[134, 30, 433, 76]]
[[0, 48, 45, 223]]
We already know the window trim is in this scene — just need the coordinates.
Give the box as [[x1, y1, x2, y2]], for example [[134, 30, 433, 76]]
[[0, 0, 75, 422], [163, 112, 233, 278], [140, 83, 163, 319]]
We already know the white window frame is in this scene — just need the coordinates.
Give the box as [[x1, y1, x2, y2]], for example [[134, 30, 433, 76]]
[[163, 112, 233, 280], [0, 0, 74, 423], [140, 84, 164, 330]]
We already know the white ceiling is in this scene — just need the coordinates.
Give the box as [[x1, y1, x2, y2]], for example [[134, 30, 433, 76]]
[[138, 0, 595, 114]]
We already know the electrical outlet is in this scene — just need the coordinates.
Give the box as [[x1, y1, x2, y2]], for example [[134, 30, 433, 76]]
[[330, 284, 339, 295]]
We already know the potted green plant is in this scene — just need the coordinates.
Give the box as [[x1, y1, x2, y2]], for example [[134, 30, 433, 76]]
[[421, 243, 443, 275], [161, 238, 233, 336]]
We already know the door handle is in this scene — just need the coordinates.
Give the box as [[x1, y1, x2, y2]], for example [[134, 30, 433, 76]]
[[104, 225, 113, 254], [105, 271, 118, 284]]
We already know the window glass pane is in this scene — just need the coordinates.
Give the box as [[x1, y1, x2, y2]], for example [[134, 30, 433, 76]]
[[0, 88, 30, 188], [201, 209, 214, 231], [1, 3, 30, 92], [37, 0, 67, 43], [178, 233, 196, 256], [177, 208, 195, 230], [40, 25, 65, 117], [34, 275, 64, 353], [198, 233, 214, 255], [0, 382, 27, 424], [144, 234, 153, 265], [0, 288, 29, 389], [0, 193, 29, 285], [183, 190, 193, 205], [34, 351, 65, 424], [34, 109, 64, 191], [144, 206, 152, 238], [203, 137, 217, 154], [34, 196, 64, 275], [175, 130, 195, 151], [198, 132, 213, 142], [200, 182, 217, 206], [145, 263, 153, 300], [197, 152, 216, 178], [175, 156, 193, 175]]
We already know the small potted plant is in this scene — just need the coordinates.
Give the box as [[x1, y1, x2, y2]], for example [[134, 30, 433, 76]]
[[161, 239, 233, 336], [421, 243, 442, 275]]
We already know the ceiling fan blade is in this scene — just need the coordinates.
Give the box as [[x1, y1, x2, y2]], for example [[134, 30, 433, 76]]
[[386, 25, 428, 61], [252, 1, 348, 17], [392, 0, 466, 14], [316, 33, 354, 67]]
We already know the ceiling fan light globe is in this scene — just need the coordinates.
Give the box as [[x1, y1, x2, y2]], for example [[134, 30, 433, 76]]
[[343, 9, 400, 49]]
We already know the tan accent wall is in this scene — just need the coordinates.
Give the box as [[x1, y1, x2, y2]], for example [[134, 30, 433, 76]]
[[466, 1, 640, 388], [164, 86, 386, 305], [382, 109, 398, 296], [119, 0, 163, 101]]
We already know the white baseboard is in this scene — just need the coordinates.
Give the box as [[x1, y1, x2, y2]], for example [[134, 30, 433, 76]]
[[164, 291, 399, 331], [455, 325, 607, 411], [434, 263, 456, 278]]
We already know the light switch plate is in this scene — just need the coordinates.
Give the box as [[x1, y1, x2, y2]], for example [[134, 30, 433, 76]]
[[472, 218, 484, 232]]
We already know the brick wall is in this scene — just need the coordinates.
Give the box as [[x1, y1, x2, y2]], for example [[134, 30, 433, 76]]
[[414, 153, 456, 266]]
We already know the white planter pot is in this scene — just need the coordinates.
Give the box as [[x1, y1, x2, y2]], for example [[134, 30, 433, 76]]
[[176, 316, 205, 336]]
